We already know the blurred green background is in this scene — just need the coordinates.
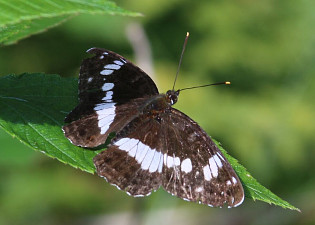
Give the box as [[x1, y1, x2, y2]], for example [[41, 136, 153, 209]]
[[0, 0, 314, 224]]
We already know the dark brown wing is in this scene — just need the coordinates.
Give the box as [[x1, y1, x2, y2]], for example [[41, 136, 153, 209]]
[[93, 114, 165, 196], [63, 98, 147, 147], [63, 48, 159, 147], [161, 108, 244, 207], [93, 107, 244, 207]]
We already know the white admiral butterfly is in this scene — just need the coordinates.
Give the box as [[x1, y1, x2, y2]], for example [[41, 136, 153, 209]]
[[62, 35, 244, 207]]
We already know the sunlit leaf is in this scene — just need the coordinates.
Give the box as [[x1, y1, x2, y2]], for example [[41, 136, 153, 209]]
[[214, 140, 300, 211], [0, 73, 299, 211], [0, 0, 140, 45]]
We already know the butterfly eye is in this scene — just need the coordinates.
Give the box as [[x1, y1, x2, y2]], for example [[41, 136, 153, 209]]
[[166, 90, 179, 105], [170, 95, 178, 105]]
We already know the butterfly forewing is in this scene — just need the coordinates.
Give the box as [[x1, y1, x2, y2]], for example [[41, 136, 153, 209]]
[[63, 48, 158, 147], [65, 48, 158, 123]]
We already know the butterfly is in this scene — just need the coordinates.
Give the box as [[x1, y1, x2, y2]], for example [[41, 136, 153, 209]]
[[62, 46, 244, 208]]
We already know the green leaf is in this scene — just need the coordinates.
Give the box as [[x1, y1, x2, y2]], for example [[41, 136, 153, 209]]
[[0, 15, 71, 45], [0, 73, 299, 211], [0, 0, 141, 45], [213, 139, 300, 211], [0, 73, 97, 173]]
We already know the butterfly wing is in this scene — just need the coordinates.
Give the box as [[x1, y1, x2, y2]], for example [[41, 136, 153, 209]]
[[161, 108, 244, 207], [93, 114, 165, 196], [63, 48, 159, 147], [94, 106, 244, 207], [64, 48, 244, 207]]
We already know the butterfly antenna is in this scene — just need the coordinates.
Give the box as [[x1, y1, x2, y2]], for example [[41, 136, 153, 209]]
[[179, 81, 231, 91], [172, 32, 190, 91]]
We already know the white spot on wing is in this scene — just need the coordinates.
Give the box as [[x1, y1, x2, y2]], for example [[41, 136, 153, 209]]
[[209, 156, 218, 177], [196, 186, 203, 192], [141, 148, 155, 170], [103, 52, 109, 55], [118, 138, 139, 151], [104, 64, 121, 70], [127, 144, 138, 157], [166, 156, 174, 168], [149, 151, 161, 172], [181, 158, 192, 173], [115, 139, 164, 173], [203, 165, 212, 181], [98, 112, 114, 130], [158, 153, 163, 173], [95, 102, 115, 112], [213, 155, 223, 168], [120, 58, 127, 63], [226, 180, 232, 185], [163, 154, 167, 165], [114, 60, 124, 66], [100, 55, 104, 59], [101, 83, 114, 91], [102, 91, 113, 101], [100, 69, 113, 75], [164, 155, 180, 168], [174, 157, 180, 166], [232, 177, 237, 184], [87, 77, 93, 83], [217, 152, 225, 161], [115, 138, 129, 147], [135, 142, 149, 163], [95, 103, 116, 134]]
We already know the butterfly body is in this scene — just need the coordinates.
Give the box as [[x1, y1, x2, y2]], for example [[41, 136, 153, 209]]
[[63, 48, 244, 207]]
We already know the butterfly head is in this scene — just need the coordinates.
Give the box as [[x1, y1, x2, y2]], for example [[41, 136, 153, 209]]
[[166, 90, 180, 105]]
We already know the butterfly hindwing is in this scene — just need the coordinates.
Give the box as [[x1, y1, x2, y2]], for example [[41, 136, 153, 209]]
[[94, 114, 165, 196], [93, 106, 244, 207], [63, 97, 147, 147], [161, 108, 244, 207]]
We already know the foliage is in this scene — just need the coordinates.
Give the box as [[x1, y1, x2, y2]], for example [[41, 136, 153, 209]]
[[0, 73, 299, 211], [1, 0, 313, 224], [0, 0, 140, 45]]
